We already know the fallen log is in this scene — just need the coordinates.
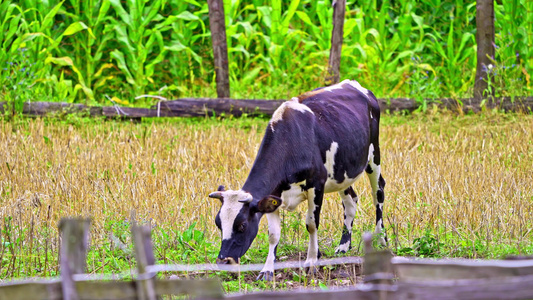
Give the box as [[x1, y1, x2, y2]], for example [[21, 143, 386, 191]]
[[380, 96, 533, 113], [154, 98, 285, 117], [0, 96, 531, 119], [156, 96, 533, 116]]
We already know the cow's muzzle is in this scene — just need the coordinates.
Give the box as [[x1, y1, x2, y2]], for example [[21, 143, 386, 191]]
[[216, 257, 239, 265]]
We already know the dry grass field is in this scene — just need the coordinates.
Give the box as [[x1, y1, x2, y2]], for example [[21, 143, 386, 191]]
[[0, 111, 532, 280]]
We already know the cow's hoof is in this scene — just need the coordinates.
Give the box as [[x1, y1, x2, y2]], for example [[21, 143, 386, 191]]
[[256, 271, 274, 281], [335, 246, 351, 255], [334, 248, 346, 255]]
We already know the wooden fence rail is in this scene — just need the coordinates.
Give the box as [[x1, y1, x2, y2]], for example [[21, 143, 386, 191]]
[[1, 96, 532, 120], [1, 218, 533, 300]]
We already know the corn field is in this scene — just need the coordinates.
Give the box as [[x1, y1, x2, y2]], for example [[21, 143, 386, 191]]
[[0, 0, 532, 105]]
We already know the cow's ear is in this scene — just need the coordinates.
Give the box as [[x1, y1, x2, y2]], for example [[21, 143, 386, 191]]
[[256, 195, 282, 213]]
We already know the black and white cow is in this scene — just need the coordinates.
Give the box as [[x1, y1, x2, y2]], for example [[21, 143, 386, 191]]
[[208, 79, 386, 280]]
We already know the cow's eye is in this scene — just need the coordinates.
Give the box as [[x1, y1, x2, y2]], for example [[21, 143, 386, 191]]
[[238, 223, 247, 232]]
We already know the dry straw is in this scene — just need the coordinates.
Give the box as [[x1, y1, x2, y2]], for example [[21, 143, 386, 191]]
[[0, 112, 532, 278]]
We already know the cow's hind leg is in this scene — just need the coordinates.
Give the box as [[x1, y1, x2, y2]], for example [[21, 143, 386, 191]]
[[366, 146, 387, 246], [335, 187, 358, 254]]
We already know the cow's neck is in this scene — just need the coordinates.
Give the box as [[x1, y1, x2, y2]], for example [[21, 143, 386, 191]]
[[242, 166, 282, 200]]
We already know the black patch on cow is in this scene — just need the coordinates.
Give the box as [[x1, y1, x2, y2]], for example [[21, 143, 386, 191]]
[[365, 164, 373, 174], [379, 175, 386, 189], [377, 190, 384, 203], [312, 190, 324, 230], [375, 204, 383, 225], [373, 149, 381, 166], [344, 186, 357, 198], [339, 225, 352, 250]]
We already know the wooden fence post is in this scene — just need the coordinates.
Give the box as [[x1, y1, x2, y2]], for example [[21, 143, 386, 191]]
[[326, 0, 346, 86], [59, 218, 91, 300], [131, 211, 157, 300], [474, 0, 495, 99], [362, 232, 394, 300], [208, 0, 231, 98]]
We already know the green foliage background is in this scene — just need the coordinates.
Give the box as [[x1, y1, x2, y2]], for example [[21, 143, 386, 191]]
[[0, 0, 531, 105]]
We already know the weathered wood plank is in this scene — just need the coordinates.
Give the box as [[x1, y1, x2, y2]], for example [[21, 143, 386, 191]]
[[0, 96, 532, 120], [0, 278, 223, 300], [0, 280, 63, 300], [396, 274, 533, 300], [155, 279, 223, 298], [131, 213, 157, 300], [146, 256, 363, 273], [393, 257, 533, 281], [380, 96, 533, 113], [155, 98, 285, 117], [226, 285, 395, 300], [76, 281, 138, 300], [59, 218, 91, 300]]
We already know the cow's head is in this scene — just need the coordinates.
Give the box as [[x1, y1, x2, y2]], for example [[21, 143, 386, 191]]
[[209, 185, 282, 265]]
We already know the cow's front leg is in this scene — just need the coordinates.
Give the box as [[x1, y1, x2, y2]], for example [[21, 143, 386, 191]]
[[256, 209, 281, 281], [304, 187, 324, 272]]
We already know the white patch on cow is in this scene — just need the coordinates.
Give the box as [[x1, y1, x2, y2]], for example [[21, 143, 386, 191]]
[[324, 141, 362, 193], [261, 210, 281, 275], [374, 218, 386, 246], [346, 79, 370, 98], [219, 190, 252, 240], [375, 219, 383, 235], [325, 172, 361, 194], [368, 143, 375, 163], [336, 241, 351, 253], [280, 180, 307, 211], [323, 79, 369, 98], [270, 101, 314, 131], [323, 81, 346, 93], [305, 188, 319, 266], [341, 192, 357, 232], [324, 142, 339, 178]]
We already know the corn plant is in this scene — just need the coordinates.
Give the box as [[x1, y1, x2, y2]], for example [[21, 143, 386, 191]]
[[0, 0, 530, 103], [162, 0, 206, 98]]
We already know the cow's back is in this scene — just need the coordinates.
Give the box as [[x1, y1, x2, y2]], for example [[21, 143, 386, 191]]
[[300, 80, 379, 186]]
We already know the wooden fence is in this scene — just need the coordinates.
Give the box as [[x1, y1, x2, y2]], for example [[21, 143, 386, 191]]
[[1, 217, 533, 300], [1, 96, 532, 121]]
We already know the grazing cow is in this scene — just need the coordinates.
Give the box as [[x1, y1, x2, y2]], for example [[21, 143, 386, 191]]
[[208, 79, 386, 280]]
